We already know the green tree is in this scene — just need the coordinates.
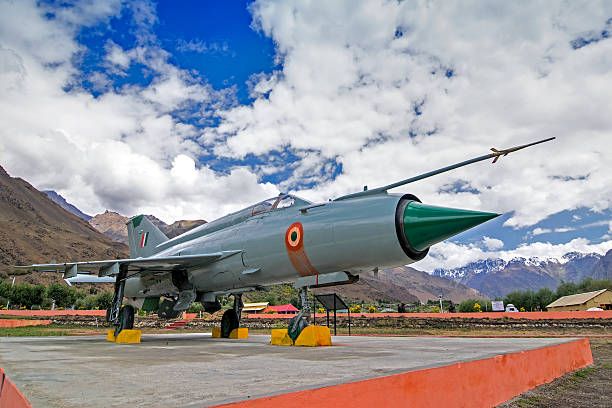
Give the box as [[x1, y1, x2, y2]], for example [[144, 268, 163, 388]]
[[10, 284, 45, 308], [45, 283, 80, 308], [95, 292, 113, 309], [0, 281, 13, 300], [556, 280, 578, 298], [534, 287, 555, 310]]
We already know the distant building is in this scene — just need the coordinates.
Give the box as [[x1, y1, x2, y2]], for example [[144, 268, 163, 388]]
[[242, 302, 269, 314], [546, 289, 612, 311], [263, 304, 299, 314]]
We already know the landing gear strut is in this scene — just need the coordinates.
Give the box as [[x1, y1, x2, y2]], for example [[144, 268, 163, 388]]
[[288, 287, 310, 342], [108, 265, 134, 336], [221, 294, 243, 338]]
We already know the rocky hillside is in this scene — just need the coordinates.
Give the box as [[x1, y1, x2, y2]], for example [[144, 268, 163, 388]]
[[312, 266, 484, 305], [89, 211, 206, 244], [590, 249, 612, 280], [43, 190, 92, 221], [433, 252, 604, 298], [0, 166, 128, 271], [369, 266, 485, 303]]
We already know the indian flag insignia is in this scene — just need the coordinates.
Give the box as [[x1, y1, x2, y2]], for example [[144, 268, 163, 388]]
[[140, 232, 149, 248]]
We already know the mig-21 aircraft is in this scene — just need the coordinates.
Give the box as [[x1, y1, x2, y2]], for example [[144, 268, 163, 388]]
[[18, 137, 554, 339]]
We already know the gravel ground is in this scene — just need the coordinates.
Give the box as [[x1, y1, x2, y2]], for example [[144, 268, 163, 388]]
[[498, 338, 612, 407]]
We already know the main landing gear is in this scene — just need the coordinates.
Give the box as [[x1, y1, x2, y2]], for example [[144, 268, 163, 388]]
[[288, 287, 311, 342], [106, 265, 135, 336], [221, 294, 243, 338]]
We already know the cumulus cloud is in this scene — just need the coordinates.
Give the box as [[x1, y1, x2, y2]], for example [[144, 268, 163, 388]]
[[417, 238, 612, 271], [205, 0, 612, 229], [0, 0, 275, 222], [482, 236, 504, 250]]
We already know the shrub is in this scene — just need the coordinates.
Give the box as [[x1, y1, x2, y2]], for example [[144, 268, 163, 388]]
[[187, 302, 203, 313], [458, 298, 490, 313], [95, 292, 113, 310], [368, 305, 376, 313], [41, 298, 53, 309], [31, 304, 41, 310]]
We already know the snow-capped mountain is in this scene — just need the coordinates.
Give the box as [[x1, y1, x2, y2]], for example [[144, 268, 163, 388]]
[[432, 252, 602, 298]]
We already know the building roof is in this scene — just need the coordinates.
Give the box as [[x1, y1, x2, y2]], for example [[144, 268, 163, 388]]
[[242, 302, 269, 312], [264, 304, 299, 313], [546, 289, 608, 308]]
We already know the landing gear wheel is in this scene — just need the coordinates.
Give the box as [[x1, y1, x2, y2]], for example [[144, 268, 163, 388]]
[[221, 309, 239, 338], [288, 316, 308, 342], [158, 299, 181, 319], [118, 305, 135, 332]]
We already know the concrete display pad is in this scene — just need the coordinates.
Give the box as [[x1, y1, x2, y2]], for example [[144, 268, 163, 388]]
[[0, 334, 587, 407]]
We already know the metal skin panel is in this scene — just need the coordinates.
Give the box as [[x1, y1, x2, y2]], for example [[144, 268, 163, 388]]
[[123, 193, 412, 299]]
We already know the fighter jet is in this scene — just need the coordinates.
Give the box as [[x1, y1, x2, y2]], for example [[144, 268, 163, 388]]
[[17, 137, 554, 339]]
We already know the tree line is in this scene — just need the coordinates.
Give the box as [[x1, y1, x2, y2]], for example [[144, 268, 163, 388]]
[[457, 277, 612, 312], [0, 281, 112, 310]]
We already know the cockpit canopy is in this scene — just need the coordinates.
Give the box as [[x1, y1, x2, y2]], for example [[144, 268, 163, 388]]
[[158, 194, 315, 248], [250, 194, 312, 216]]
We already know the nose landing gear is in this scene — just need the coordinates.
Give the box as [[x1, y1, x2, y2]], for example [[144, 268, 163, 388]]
[[288, 287, 311, 342]]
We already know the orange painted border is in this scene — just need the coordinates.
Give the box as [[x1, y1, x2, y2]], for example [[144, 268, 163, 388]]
[[210, 339, 593, 408], [249, 310, 612, 320], [0, 310, 106, 317], [0, 367, 32, 408], [0, 319, 51, 328]]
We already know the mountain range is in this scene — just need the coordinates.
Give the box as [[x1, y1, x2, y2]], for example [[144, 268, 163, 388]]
[[43, 191, 207, 244], [43, 190, 92, 221], [433, 251, 611, 298], [0, 167, 128, 270]]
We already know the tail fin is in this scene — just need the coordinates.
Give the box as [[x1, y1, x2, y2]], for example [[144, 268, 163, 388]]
[[126, 215, 168, 258]]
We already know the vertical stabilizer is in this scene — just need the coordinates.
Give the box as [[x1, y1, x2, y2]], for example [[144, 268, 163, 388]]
[[126, 215, 168, 258]]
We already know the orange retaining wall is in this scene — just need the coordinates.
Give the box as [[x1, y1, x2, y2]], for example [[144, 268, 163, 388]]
[[249, 311, 612, 320], [0, 310, 106, 317], [211, 339, 593, 408], [0, 319, 51, 328], [0, 367, 32, 408]]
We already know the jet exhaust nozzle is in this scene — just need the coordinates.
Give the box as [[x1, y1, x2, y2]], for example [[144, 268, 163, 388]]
[[396, 198, 500, 257]]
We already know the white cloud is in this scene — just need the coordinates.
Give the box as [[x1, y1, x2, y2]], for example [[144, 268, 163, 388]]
[[1, 0, 612, 234], [417, 238, 612, 271], [0, 0, 275, 223], [532, 228, 552, 236], [207, 0, 612, 229], [554, 227, 576, 233], [482, 236, 504, 250], [105, 41, 131, 69]]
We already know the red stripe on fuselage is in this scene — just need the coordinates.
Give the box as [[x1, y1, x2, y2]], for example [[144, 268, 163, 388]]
[[284, 222, 319, 279]]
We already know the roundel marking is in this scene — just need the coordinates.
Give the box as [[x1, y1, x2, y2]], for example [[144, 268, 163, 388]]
[[285, 222, 303, 250], [284, 222, 319, 278]]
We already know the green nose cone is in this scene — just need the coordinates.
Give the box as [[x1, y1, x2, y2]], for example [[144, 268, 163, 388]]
[[402, 201, 500, 252]]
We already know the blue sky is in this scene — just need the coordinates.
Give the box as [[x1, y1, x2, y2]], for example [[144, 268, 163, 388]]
[[75, 1, 277, 102], [0, 0, 611, 270]]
